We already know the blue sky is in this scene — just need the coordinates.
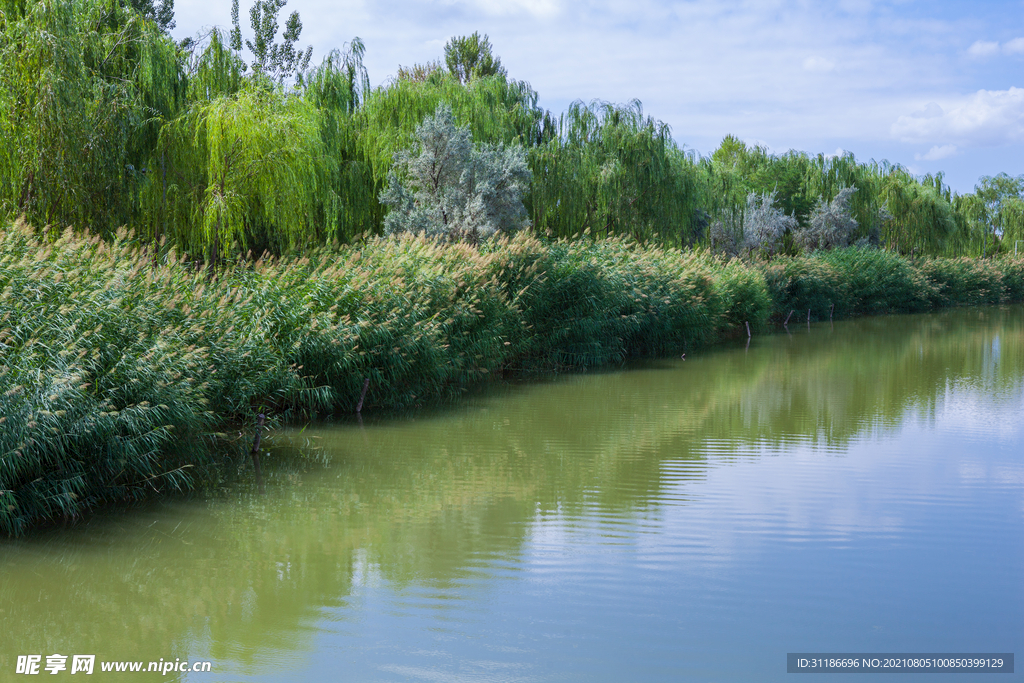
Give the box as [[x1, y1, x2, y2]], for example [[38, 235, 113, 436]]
[[171, 0, 1024, 194]]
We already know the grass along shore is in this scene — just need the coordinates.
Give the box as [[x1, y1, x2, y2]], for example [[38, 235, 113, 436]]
[[2, 220, 1024, 535]]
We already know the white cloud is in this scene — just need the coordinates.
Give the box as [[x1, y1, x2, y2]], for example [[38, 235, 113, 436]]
[[1004, 37, 1024, 55], [968, 40, 1000, 58], [966, 37, 1024, 58], [892, 87, 1024, 147], [916, 144, 957, 161], [910, 102, 944, 119]]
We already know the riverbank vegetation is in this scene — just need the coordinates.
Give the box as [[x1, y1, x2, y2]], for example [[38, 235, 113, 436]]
[[3, 0, 1024, 533], [3, 218, 1024, 534]]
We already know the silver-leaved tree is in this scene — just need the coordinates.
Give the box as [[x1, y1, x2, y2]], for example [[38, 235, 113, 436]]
[[741, 191, 797, 257], [379, 104, 532, 242], [794, 186, 860, 252]]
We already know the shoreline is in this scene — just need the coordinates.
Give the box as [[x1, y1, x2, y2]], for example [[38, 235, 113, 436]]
[[2, 223, 1023, 535]]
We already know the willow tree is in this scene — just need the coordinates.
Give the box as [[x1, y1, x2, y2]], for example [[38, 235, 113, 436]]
[[705, 139, 967, 255], [0, 0, 184, 233], [128, 0, 175, 32], [878, 170, 956, 255], [947, 186, 1024, 258], [711, 136, 814, 225], [146, 84, 326, 259], [949, 193, 989, 257], [973, 173, 1024, 255], [186, 29, 246, 101], [529, 100, 704, 244], [302, 40, 376, 240], [998, 198, 1024, 253], [358, 70, 548, 180], [801, 153, 887, 239]]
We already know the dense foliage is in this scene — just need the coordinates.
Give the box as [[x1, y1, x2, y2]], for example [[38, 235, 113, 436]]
[[3, 217, 1024, 534], [2, 0, 1021, 257], [380, 104, 532, 241], [4, 0, 1024, 534]]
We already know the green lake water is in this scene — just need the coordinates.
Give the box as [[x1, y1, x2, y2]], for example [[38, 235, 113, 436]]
[[2, 307, 1022, 681]]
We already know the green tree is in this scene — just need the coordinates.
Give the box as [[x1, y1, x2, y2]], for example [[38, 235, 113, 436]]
[[186, 29, 246, 101], [230, 0, 312, 85], [353, 62, 549, 238], [710, 135, 814, 226], [444, 32, 506, 84], [529, 101, 703, 244], [878, 171, 955, 255], [975, 173, 1024, 254], [128, 0, 176, 32], [146, 85, 326, 260], [0, 0, 184, 233], [396, 60, 445, 83], [303, 40, 375, 240]]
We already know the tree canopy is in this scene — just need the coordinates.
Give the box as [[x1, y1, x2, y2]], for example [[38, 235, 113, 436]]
[[0, 4, 1017, 260], [230, 0, 312, 85], [380, 104, 531, 242], [444, 32, 506, 84]]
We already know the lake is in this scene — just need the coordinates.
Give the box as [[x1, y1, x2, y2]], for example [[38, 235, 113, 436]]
[[2, 306, 1022, 681]]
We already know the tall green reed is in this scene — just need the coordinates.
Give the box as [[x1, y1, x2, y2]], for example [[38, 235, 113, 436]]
[[3, 220, 1023, 535]]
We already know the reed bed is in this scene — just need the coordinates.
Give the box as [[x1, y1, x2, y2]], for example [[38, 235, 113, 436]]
[[760, 248, 1024, 321], [763, 247, 933, 319], [762, 257, 850, 321], [2, 221, 1023, 534], [918, 257, 1005, 308]]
